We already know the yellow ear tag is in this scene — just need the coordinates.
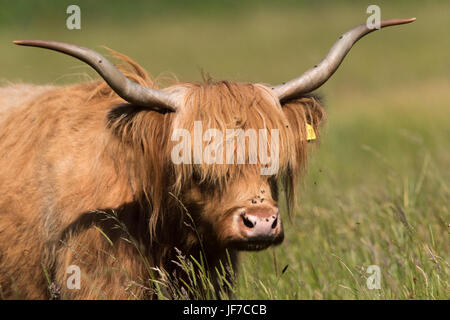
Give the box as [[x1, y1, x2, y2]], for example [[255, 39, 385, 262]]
[[306, 123, 316, 141]]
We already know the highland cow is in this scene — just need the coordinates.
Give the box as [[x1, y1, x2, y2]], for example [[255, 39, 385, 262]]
[[0, 18, 414, 299]]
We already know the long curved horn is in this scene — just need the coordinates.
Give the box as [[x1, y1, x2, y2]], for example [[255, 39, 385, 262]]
[[272, 18, 416, 101], [13, 40, 182, 112]]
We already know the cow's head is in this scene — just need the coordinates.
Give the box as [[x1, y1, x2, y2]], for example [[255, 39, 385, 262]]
[[167, 81, 324, 251], [14, 18, 415, 251]]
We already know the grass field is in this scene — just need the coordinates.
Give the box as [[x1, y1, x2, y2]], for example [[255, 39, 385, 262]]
[[1, 1, 448, 299]]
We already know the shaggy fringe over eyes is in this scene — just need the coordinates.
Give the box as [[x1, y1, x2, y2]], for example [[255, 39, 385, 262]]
[[85, 52, 325, 238], [170, 81, 326, 214]]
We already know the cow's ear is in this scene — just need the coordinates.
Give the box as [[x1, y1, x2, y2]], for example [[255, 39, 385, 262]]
[[281, 95, 326, 143]]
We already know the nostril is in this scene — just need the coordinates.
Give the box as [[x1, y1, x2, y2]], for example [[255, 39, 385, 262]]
[[242, 214, 255, 228], [271, 216, 278, 229]]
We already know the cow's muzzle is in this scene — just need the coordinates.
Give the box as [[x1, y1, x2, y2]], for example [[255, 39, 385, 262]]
[[234, 205, 284, 251]]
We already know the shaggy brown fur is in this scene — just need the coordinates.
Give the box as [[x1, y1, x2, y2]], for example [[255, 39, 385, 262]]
[[0, 52, 325, 299]]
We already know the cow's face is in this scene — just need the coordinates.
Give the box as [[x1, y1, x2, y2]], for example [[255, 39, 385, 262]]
[[182, 172, 283, 251], [169, 82, 325, 252]]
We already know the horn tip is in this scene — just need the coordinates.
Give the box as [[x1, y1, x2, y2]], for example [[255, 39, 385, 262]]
[[381, 17, 417, 29], [13, 40, 44, 46], [13, 40, 37, 46], [397, 17, 417, 25]]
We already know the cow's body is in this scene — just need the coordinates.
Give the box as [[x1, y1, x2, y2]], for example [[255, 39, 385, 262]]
[[0, 82, 144, 298]]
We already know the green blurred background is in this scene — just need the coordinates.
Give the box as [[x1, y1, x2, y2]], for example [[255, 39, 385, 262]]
[[1, 0, 448, 299]]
